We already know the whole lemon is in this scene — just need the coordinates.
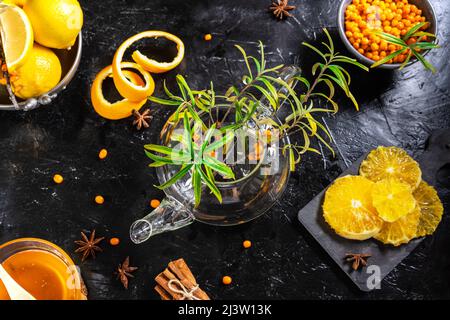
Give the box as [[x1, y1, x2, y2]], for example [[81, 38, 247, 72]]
[[23, 0, 83, 49], [3, 0, 26, 6], [12, 44, 62, 99]]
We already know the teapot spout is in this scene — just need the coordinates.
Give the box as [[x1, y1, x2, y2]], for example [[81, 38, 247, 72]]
[[130, 197, 193, 244]]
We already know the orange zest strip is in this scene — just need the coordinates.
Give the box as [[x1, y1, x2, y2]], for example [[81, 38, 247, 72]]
[[114, 30, 185, 77], [91, 62, 148, 120]]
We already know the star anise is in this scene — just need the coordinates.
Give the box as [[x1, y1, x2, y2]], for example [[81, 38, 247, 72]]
[[74, 230, 105, 262], [345, 253, 372, 271], [270, 0, 295, 20], [116, 256, 138, 289], [132, 109, 152, 130]]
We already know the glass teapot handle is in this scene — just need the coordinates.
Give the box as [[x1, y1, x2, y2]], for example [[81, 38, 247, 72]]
[[130, 196, 193, 244]]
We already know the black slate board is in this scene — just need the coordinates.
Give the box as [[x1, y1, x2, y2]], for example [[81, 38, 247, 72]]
[[298, 129, 450, 292]]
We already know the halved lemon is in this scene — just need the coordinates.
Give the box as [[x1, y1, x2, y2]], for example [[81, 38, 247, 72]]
[[91, 62, 148, 120], [323, 175, 383, 240], [112, 31, 184, 101], [374, 206, 420, 246], [413, 181, 444, 237], [371, 179, 416, 222], [359, 146, 422, 190], [0, 4, 34, 71]]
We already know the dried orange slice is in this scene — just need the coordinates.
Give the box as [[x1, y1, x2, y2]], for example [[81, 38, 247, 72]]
[[359, 146, 422, 190], [413, 181, 444, 237], [371, 179, 416, 222], [112, 31, 184, 101], [91, 62, 147, 120], [374, 206, 420, 246], [323, 175, 383, 240]]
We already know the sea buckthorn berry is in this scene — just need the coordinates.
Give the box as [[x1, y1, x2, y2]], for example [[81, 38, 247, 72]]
[[243, 240, 252, 248], [204, 34, 212, 41], [110, 237, 120, 246], [222, 276, 232, 285], [150, 199, 161, 208], [53, 174, 63, 184], [95, 195, 105, 205], [98, 148, 108, 160]]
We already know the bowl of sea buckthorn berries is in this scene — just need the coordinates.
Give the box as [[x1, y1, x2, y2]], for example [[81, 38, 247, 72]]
[[337, 0, 438, 69]]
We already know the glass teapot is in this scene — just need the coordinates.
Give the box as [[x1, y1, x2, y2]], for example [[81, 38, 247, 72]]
[[130, 66, 301, 244]]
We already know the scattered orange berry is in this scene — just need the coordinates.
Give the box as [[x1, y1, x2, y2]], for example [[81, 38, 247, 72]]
[[204, 34, 212, 41], [243, 240, 252, 249], [53, 174, 64, 184], [150, 199, 161, 208], [222, 276, 232, 285], [98, 148, 108, 159], [110, 237, 120, 246], [95, 195, 105, 205]]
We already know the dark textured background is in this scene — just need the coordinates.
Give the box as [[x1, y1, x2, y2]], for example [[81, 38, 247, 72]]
[[0, 0, 449, 299]]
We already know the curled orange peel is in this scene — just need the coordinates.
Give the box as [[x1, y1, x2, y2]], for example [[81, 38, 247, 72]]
[[91, 62, 147, 120], [112, 31, 184, 101]]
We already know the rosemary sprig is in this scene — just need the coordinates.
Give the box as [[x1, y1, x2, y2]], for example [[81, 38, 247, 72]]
[[145, 29, 366, 207], [371, 22, 440, 72]]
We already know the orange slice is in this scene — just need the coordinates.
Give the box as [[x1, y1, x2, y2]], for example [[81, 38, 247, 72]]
[[371, 179, 416, 222], [112, 31, 184, 101], [323, 175, 384, 240], [413, 181, 444, 237], [91, 62, 147, 120], [0, 4, 34, 71], [374, 206, 420, 246]]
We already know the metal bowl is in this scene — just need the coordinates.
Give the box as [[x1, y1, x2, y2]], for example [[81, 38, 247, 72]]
[[0, 33, 82, 111], [337, 0, 438, 69]]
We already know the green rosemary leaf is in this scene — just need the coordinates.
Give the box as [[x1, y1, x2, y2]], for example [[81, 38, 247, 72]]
[[249, 56, 261, 74], [253, 84, 277, 109], [327, 65, 349, 94], [204, 131, 234, 153], [210, 82, 216, 107], [333, 56, 369, 71], [376, 31, 407, 47], [258, 41, 266, 70], [258, 77, 279, 105], [399, 51, 413, 70], [295, 76, 311, 90], [148, 96, 181, 106], [197, 165, 222, 203], [323, 72, 348, 96], [192, 167, 201, 208], [323, 28, 334, 55], [204, 155, 235, 179], [412, 31, 436, 39], [411, 48, 436, 73], [144, 144, 174, 155], [289, 148, 295, 171], [411, 42, 440, 49], [318, 78, 335, 100], [309, 92, 339, 112], [235, 44, 253, 80], [371, 48, 405, 68], [162, 80, 182, 100], [183, 112, 193, 158], [176, 75, 196, 107], [201, 124, 217, 153], [302, 42, 327, 62], [312, 62, 324, 76], [334, 64, 352, 85], [156, 164, 193, 190], [148, 161, 167, 168], [144, 150, 175, 164], [403, 22, 427, 41]]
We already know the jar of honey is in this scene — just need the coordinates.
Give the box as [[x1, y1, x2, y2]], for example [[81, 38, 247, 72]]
[[0, 238, 86, 300]]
